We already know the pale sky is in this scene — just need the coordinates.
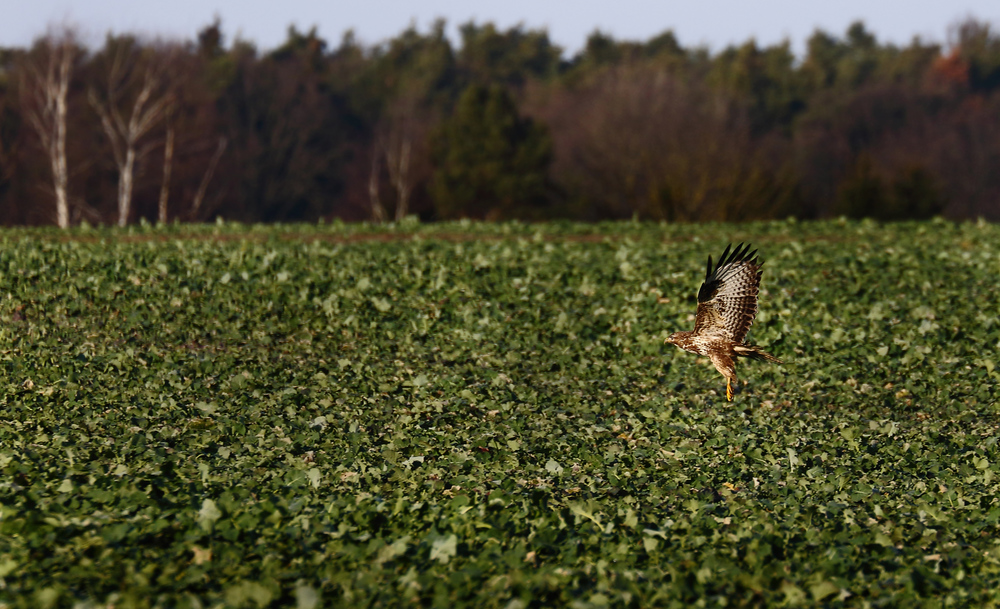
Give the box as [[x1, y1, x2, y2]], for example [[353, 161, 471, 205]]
[[3, 0, 999, 57]]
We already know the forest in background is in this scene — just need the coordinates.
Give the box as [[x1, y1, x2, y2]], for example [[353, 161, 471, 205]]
[[1, 17, 999, 227]]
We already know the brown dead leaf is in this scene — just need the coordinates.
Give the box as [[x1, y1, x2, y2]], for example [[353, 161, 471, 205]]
[[191, 546, 212, 565]]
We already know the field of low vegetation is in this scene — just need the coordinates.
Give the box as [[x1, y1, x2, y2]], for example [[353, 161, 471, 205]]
[[2, 219, 999, 607]]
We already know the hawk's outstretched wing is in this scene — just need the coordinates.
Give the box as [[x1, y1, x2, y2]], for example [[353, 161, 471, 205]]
[[693, 242, 763, 343]]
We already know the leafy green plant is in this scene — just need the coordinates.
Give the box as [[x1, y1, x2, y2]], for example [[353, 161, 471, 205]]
[[1, 219, 998, 607]]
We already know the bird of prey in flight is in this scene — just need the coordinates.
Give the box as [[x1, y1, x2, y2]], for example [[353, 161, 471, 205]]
[[666, 243, 781, 401]]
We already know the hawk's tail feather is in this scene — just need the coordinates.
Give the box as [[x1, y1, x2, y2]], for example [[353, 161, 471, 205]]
[[734, 344, 782, 364]]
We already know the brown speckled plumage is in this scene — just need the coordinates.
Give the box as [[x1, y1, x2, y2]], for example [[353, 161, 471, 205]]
[[666, 243, 781, 400]]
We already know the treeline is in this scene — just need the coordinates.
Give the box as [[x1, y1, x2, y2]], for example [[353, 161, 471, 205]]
[[1, 18, 1000, 226]]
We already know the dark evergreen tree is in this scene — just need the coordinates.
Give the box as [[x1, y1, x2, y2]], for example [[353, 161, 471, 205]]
[[707, 40, 805, 133], [953, 19, 1000, 92], [214, 27, 358, 221], [834, 153, 888, 218], [430, 84, 552, 219], [457, 22, 562, 86]]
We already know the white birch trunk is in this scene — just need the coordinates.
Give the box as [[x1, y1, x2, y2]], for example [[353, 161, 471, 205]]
[[24, 37, 74, 228], [118, 147, 135, 227], [53, 49, 71, 228]]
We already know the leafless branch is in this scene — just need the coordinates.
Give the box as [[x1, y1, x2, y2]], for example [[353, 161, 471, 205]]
[[369, 145, 387, 222], [159, 125, 175, 223], [89, 43, 174, 226], [191, 136, 227, 219]]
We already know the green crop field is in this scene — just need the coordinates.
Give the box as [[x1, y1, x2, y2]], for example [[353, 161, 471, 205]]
[[1, 219, 999, 608]]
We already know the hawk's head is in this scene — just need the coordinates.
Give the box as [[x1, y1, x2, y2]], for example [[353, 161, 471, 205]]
[[665, 330, 695, 352]]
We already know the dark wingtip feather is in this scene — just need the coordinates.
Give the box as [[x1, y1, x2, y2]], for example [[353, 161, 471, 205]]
[[730, 242, 746, 266], [731, 242, 758, 266], [718, 242, 744, 273], [697, 242, 765, 302], [720, 243, 733, 267], [714, 242, 765, 281]]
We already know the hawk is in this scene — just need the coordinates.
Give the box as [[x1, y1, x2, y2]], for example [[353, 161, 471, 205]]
[[666, 243, 781, 401]]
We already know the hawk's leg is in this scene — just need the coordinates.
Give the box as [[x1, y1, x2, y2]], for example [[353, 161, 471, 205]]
[[709, 352, 737, 402]]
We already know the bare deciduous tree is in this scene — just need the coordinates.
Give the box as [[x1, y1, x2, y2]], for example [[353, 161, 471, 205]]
[[0, 105, 17, 198], [371, 94, 433, 222], [526, 65, 794, 221], [22, 32, 77, 228], [384, 131, 413, 221], [158, 123, 175, 223], [190, 136, 227, 219], [368, 147, 387, 222], [89, 40, 174, 226]]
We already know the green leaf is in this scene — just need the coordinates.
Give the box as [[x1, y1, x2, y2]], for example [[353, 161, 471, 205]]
[[430, 534, 458, 564], [198, 499, 222, 532], [225, 580, 273, 608], [781, 582, 807, 605], [35, 588, 61, 609], [295, 583, 320, 609], [194, 401, 217, 414], [376, 536, 411, 564], [810, 581, 840, 601]]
